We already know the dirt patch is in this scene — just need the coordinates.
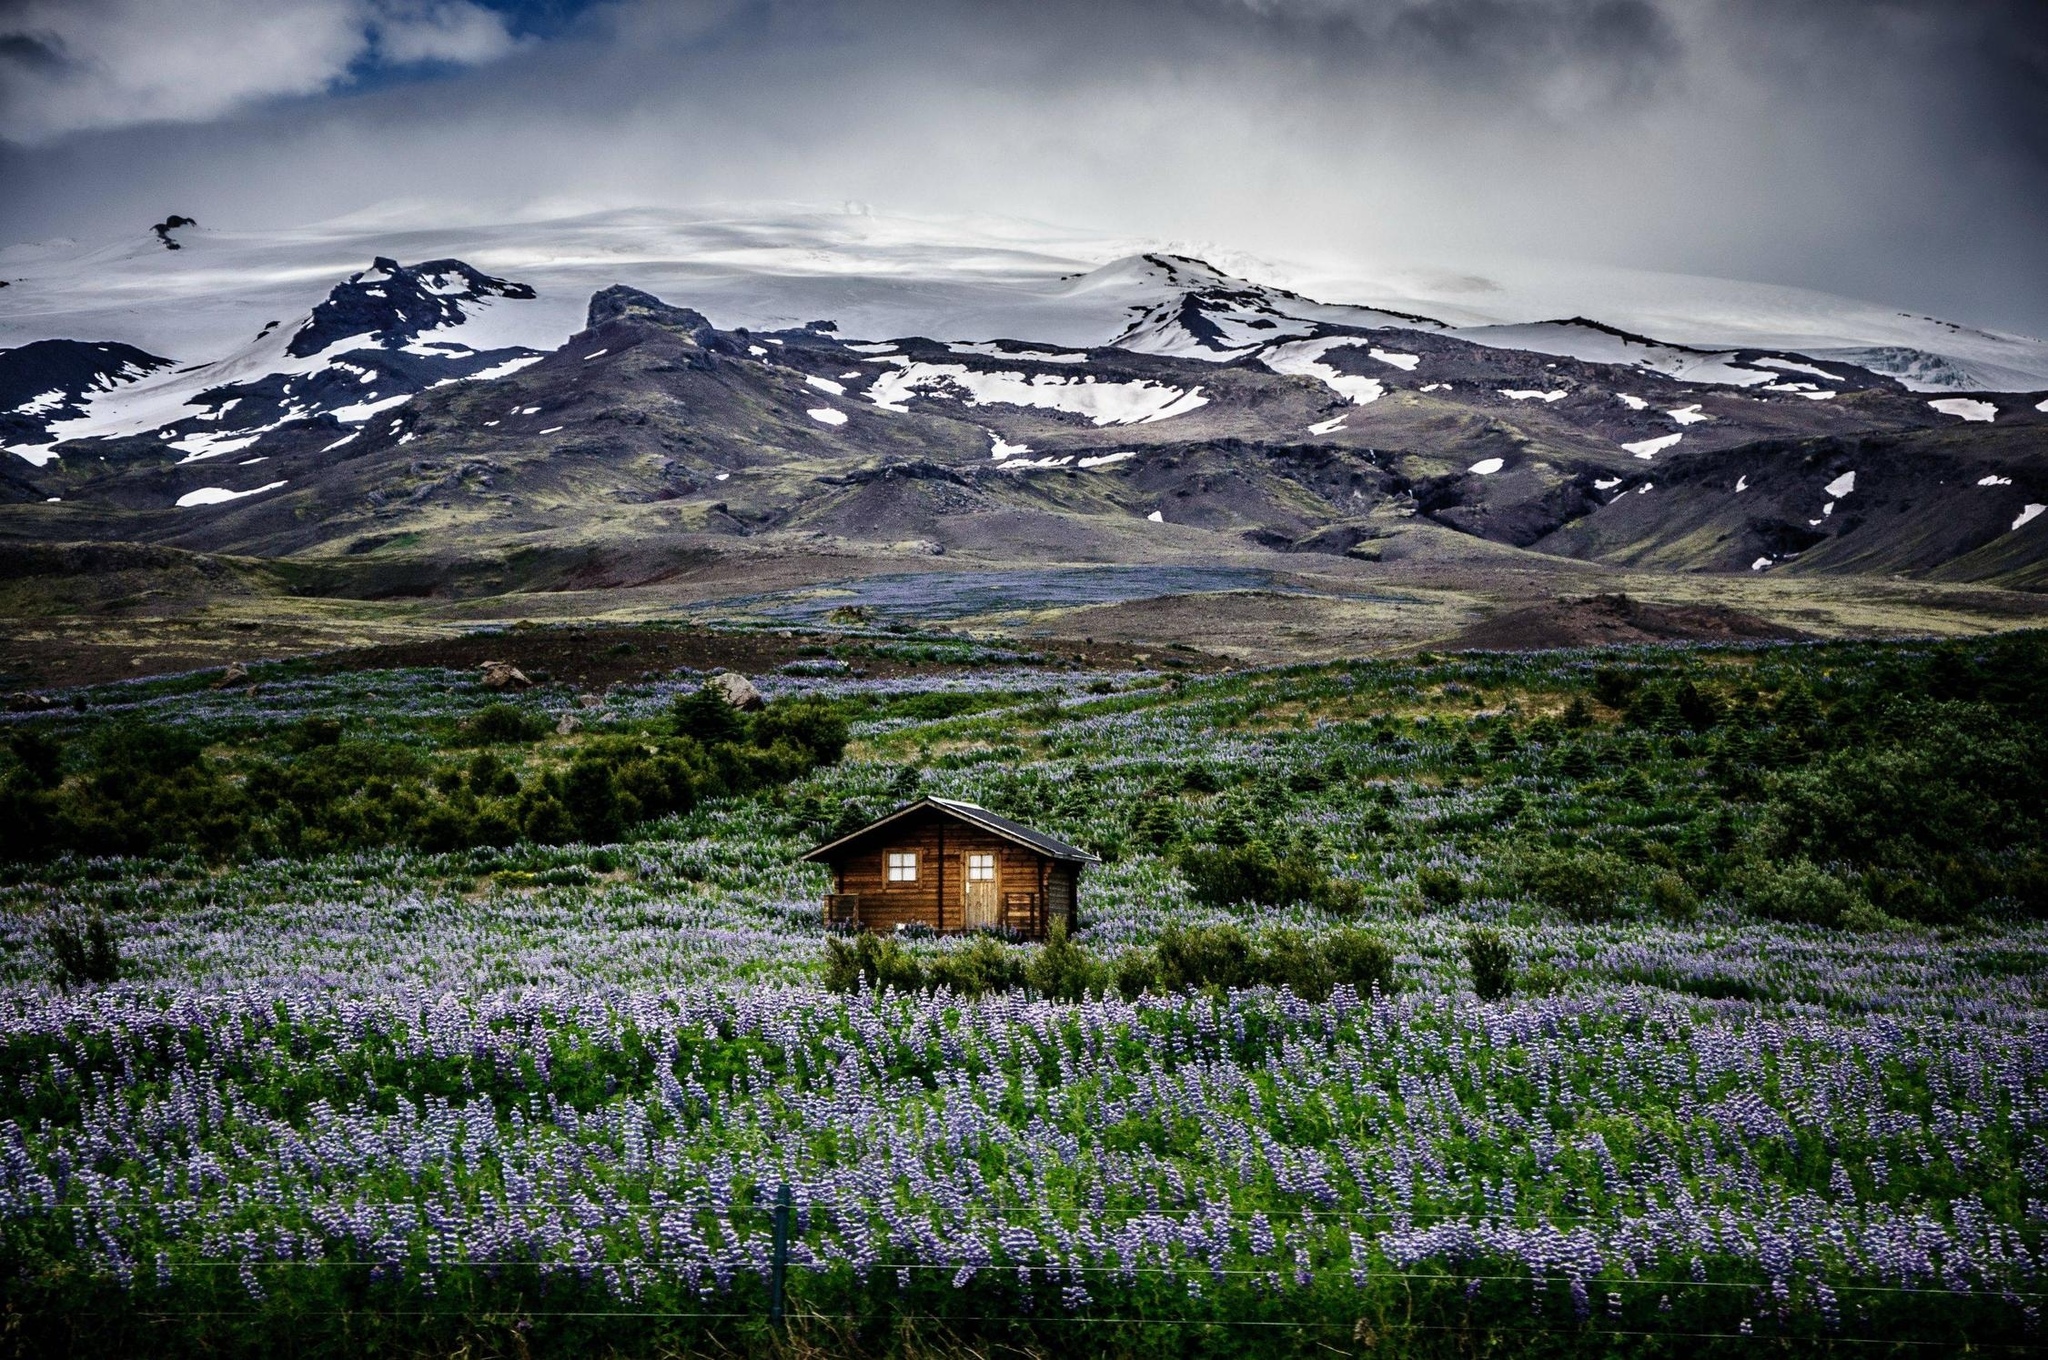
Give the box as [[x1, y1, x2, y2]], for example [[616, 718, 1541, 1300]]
[[1440, 592, 1810, 652], [300, 623, 1224, 689]]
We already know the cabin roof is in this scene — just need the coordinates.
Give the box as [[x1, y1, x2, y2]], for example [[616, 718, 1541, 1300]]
[[799, 796, 1100, 865]]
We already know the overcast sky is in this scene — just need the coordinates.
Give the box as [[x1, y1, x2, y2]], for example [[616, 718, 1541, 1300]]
[[3, 0, 2045, 334]]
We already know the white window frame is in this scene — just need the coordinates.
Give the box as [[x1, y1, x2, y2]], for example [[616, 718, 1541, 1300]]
[[967, 852, 996, 882], [886, 851, 919, 883]]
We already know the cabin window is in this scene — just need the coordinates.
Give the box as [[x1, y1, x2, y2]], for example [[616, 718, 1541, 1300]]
[[886, 851, 919, 883], [967, 852, 996, 881]]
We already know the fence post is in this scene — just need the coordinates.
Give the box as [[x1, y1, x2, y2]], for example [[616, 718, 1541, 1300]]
[[768, 1181, 792, 1331]]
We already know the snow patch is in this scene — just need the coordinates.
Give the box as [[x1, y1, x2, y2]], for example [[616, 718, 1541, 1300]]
[[1667, 404, 1709, 425], [1615, 393, 1647, 410], [948, 342, 1087, 364], [1977, 475, 2012, 486], [748, 345, 768, 357], [176, 479, 286, 508], [845, 343, 898, 354], [1467, 457, 1505, 475], [865, 362, 1207, 425], [538, 425, 564, 434], [321, 433, 358, 452], [1823, 470, 1856, 498], [1262, 338, 1385, 405], [583, 349, 607, 360], [1735, 475, 1749, 492], [1076, 450, 1135, 468], [805, 375, 847, 396], [1623, 433, 1682, 459], [1499, 389, 1566, 403], [1418, 382, 1448, 392], [2015, 504, 2046, 531], [332, 394, 410, 423], [1146, 510, 1164, 522], [12, 388, 68, 416], [806, 407, 848, 426], [466, 355, 543, 382], [1369, 347, 1420, 371], [1751, 557, 1773, 571], [1929, 397, 1997, 423], [1594, 477, 1622, 490], [988, 431, 1031, 458], [1308, 416, 1348, 435]]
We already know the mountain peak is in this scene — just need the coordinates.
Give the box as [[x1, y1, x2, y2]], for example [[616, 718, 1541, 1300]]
[[287, 257, 536, 359], [586, 285, 714, 335]]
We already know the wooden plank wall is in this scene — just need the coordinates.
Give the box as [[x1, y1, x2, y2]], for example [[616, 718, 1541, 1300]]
[[828, 809, 1060, 934]]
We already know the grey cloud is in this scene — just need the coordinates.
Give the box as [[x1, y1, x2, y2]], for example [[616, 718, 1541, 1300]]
[[0, 0, 518, 143], [1, 0, 2044, 336]]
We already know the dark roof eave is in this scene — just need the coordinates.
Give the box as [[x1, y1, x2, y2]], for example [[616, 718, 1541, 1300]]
[[799, 796, 1099, 864]]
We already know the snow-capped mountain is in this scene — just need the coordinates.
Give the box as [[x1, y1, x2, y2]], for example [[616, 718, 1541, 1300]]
[[5, 204, 2046, 392], [2, 205, 2042, 595], [2, 256, 542, 467]]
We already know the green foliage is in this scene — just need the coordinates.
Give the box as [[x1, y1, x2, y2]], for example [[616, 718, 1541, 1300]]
[[671, 685, 746, 745], [1322, 928, 1398, 997], [1023, 920, 1102, 1001], [1516, 846, 1629, 920], [44, 914, 121, 988], [1735, 857, 1868, 927], [461, 703, 549, 744], [0, 692, 848, 864], [1465, 927, 1515, 1001], [1415, 864, 1465, 907], [1177, 840, 1359, 913], [930, 935, 1029, 998]]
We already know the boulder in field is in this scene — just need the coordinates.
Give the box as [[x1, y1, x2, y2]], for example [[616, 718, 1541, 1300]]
[[709, 671, 763, 711], [480, 661, 532, 690]]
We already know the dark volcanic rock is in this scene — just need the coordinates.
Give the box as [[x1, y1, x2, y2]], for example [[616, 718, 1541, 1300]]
[[288, 258, 535, 358]]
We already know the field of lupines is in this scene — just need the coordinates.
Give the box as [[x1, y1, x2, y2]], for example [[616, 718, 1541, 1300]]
[[2, 626, 2045, 1356]]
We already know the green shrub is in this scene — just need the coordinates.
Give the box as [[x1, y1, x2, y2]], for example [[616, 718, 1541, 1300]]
[[1112, 948, 1158, 1000], [1323, 929, 1398, 997], [1517, 847, 1628, 920], [463, 704, 549, 744], [45, 915, 121, 988], [1259, 930, 1337, 1002], [1025, 921, 1101, 1001], [1465, 927, 1515, 1001], [1155, 923, 1255, 993], [1416, 865, 1465, 907], [672, 686, 745, 744], [1737, 858, 1867, 926], [822, 933, 926, 994], [929, 936, 1026, 998]]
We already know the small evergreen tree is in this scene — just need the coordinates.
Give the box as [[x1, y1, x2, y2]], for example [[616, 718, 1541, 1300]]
[[1465, 927, 1514, 1001]]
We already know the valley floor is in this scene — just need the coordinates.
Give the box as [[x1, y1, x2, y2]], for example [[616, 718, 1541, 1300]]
[[1, 629, 2043, 1355]]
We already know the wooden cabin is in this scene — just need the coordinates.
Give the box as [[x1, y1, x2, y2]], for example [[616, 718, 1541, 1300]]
[[800, 797, 1098, 940]]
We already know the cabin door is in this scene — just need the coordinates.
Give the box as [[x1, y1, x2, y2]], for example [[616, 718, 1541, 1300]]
[[963, 851, 999, 930]]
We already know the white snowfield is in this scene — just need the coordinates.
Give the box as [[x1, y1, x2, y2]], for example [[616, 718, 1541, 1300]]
[[1467, 458, 1505, 475], [805, 407, 847, 426], [2015, 504, 2046, 532], [1260, 338, 1386, 405], [6, 203, 2048, 468], [864, 360, 1207, 425], [1499, 389, 1566, 403], [1928, 397, 1998, 423], [175, 479, 286, 508], [1824, 471, 1857, 498], [1667, 405, 1710, 425], [1623, 434, 1682, 459]]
